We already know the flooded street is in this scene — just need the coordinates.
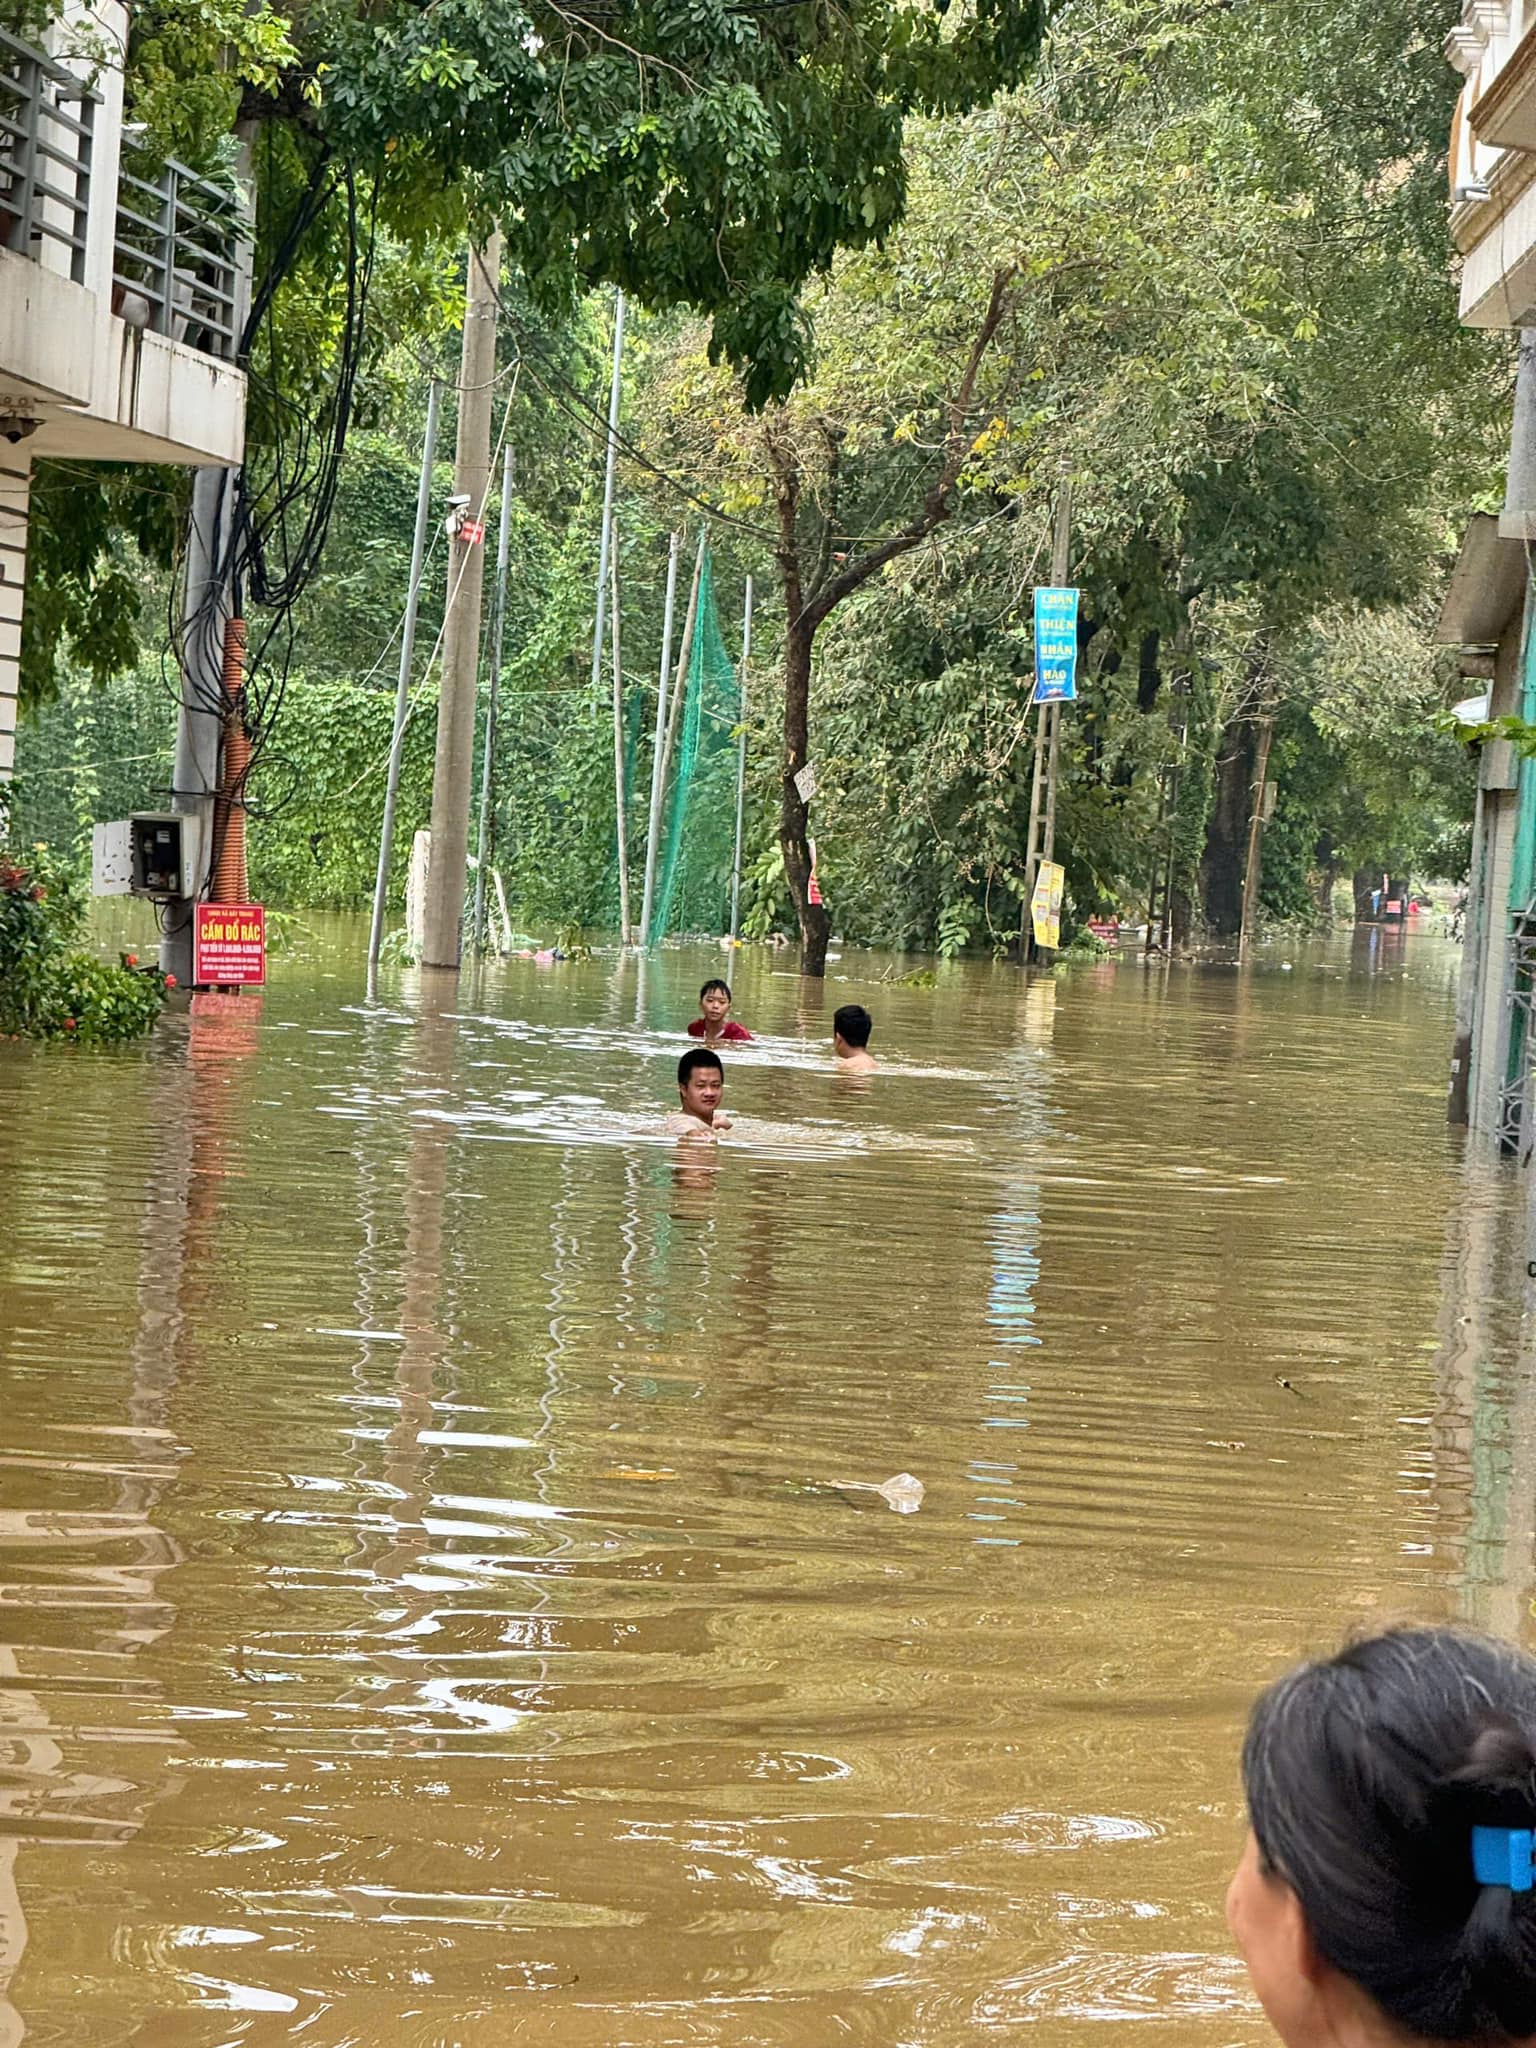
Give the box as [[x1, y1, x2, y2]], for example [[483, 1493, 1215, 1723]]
[[0, 925, 1526, 2047]]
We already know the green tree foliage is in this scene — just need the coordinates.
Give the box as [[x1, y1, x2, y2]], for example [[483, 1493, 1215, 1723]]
[[9, 662, 178, 851], [23, 0, 1046, 718], [1257, 609, 1477, 924], [309, 0, 1046, 403], [20, 466, 184, 709], [631, 0, 1504, 952], [12, 0, 1502, 958]]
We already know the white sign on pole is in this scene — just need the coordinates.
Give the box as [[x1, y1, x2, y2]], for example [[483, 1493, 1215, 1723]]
[[794, 762, 817, 804]]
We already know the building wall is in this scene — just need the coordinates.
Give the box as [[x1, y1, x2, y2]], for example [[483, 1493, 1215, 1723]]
[[1450, 0, 1536, 325], [0, 3, 248, 785], [1462, 614, 1532, 1142], [0, 459, 28, 780]]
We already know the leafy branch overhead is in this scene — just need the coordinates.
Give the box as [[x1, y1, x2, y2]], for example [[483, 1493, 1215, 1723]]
[[134, 0, 1047, 405]]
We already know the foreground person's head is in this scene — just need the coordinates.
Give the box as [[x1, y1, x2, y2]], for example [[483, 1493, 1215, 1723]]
[[677, 1046, 724, 1122], [1231, 1627, 1536, 2048], [833, 1003, 872, 1054]]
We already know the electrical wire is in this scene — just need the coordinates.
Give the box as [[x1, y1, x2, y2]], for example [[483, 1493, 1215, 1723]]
[[162, 143, 381, 891]]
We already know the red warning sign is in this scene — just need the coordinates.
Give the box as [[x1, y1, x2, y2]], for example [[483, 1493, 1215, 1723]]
[[194, 903, 266, 986], [458, 518, 486, 545]]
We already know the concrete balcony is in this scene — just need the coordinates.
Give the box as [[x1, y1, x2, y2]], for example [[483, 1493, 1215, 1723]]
[[0, 23, 97, 411], [1471, 13, 1536, 150], [0, 12, 246, 466]]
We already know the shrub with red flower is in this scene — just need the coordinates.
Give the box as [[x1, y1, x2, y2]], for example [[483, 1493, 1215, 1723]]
[[0, 847, 168, 1042]]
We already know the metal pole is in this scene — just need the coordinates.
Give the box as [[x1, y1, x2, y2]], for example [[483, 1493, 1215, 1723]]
[[639, 531, 682, 950], [660, 529, 708, 791], [589, 289, 625, 697], [423, 233, 502, 970], [610, 531, 632, 943], [368, 375, 442, 981], [1023, 482, 1072, 962], [1020, 696, 1048, 960], [1041, 704, 1062, 866], [1040, 483, 1072, 873], [729, 574, 753, 942], [472, 434, 514, 952]]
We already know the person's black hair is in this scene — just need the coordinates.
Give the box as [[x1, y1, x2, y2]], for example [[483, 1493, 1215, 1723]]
[[677, 1046, 724, 1085], [699, 978, 731, 1001], [1243, 1626, 1536, 2043], [834, 1003, 872, 1048]]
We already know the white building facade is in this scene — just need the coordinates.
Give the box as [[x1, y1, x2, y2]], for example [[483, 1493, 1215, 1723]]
[[1450, 0, 1536, 329], [1444, 8, 1536, 1156], [0, 0, 246, 775]]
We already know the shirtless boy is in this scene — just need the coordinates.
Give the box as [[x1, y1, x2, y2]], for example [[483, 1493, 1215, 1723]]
[[687, 979, 753, 1045], [833, 1003, 877, 1074], [668, 1046, 733, 1139]]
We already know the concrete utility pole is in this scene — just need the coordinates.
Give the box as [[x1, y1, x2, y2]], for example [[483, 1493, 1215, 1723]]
[[729, 574, 753, 942], [1503, 330, 1536, 541], [369, 375, 442, 984], [422, 234, 502, 970], [589, 291, 626, 697], [472, 436, 515, 952], [163, 464, 235, 987]]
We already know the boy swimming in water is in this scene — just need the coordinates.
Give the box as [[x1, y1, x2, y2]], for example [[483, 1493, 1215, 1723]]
[[833, 1003, 877, 1074], [687, 978, 753, 1045], [668, 1046, 732, 1139]]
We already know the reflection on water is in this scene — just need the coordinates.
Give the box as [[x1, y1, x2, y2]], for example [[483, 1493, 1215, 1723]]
[[0, 925, 1524, 2045]]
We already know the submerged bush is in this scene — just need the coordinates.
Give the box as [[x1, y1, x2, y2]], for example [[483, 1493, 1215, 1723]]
[[0, 848, 169, 1041]]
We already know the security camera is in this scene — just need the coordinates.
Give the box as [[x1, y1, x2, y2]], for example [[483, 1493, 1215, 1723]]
[[1455, 178, 1492, 204], [446, 492, 472, 508], [0, 415, 40, 445]]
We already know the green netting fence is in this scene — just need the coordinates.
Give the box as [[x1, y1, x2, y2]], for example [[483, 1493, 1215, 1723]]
[[646, 548, 740, 946]]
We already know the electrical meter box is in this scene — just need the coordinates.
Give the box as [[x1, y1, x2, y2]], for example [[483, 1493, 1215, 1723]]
[[129, 813, 200, 897], [91, 815, 203, 899]]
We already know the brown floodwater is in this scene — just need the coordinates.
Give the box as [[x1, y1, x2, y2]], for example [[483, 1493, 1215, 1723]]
[[0, 921, 1527, 2046]]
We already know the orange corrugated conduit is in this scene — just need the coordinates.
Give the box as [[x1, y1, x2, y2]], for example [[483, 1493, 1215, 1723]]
[[212, 616, 250, 905]]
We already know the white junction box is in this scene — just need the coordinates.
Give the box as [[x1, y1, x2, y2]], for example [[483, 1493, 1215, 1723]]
[[92, 814, 204, 899]]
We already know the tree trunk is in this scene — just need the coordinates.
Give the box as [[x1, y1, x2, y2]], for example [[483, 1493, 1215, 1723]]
[[1315, 860, 1339, 923], [779, 615, 831, 974], [1352, 867, 1379, 921], [1313, 833, 1338, 924], [764, 269, 1017, 977], [1201, 714, 1252, 937]]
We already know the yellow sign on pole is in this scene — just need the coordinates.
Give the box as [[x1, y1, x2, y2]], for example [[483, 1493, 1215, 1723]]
[[1030, 860, 1065, 952]]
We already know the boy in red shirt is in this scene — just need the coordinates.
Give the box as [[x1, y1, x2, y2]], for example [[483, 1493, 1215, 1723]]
[[687, 978, 753, 1045]]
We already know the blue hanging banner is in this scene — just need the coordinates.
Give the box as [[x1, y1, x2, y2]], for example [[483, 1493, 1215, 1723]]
[[1032, 586, 1080, 705]]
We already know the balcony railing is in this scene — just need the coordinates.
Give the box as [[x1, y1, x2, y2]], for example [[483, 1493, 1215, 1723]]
[[113, 147, 243, 364], [0, 23, 95, 285]]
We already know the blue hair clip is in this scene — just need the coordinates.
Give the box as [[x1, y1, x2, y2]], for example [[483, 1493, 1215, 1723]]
[[1472, 1827, 1536, 1892]]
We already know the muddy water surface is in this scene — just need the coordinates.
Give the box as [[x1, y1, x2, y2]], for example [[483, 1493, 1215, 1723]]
[[0, 925, 1525, 2046]]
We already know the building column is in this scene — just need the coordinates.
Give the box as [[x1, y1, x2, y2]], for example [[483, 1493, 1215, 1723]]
[[0, 454, 28, 782]]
